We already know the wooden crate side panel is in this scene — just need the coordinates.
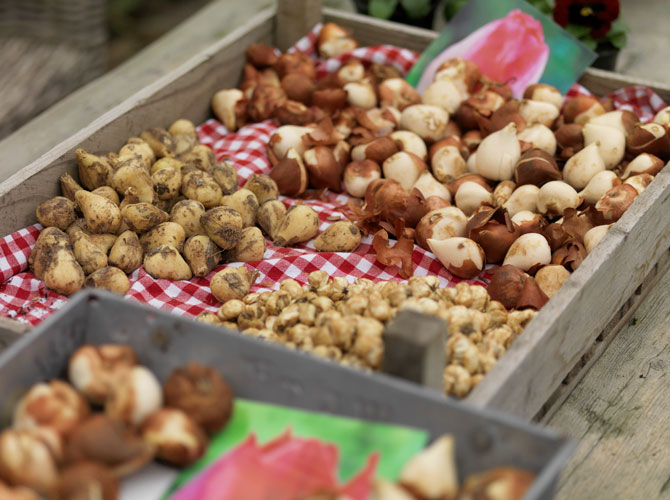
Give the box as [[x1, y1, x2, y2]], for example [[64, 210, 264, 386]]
[[467, 165, 670, 418], [0, 10, 275, 237]]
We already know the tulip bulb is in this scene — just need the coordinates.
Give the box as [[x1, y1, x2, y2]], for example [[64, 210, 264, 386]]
[[415, 207, 467, 249], [537, 181, 581, 217], [476, 123, 520, 181], [422, 79, 464, 114], [624, 173, 654, 195], [466, 151, 478, 173], [400, 105, 449, 142], [563, 143, 606, 190], [383, 152, 427, 191], [517, 124, 557, 156], [523, 83, 563, 111], [503, 233, 551, 271], [622, 153, 665, 179], [454, 181, 493, 215], [583, 122, 625, 169], [584, 224, 613, 253], [267, 125, 310, 162], [519, 99, 559, 127], [579, 170, 621, 205], [535, 265, 570, 298], [343, 80, 377, 109], [653, 105, 670, 125], [412, 172, 451, 202], [588, 110, 638, 135], [503, 184, 540, 217], [390, 130, 428, 159], [427, 237, 485, 279], [430, 141, 467, 182]]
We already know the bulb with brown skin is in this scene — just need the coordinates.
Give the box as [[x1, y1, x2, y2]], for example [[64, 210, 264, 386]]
[[466, 207, 520, 263], [68, 344, 138, 405], [65, 414, 154, 477], [594, 184, 638, 223], [163, 362, 234, 433], [514, 148, 561, 187], [554, 123, 584, 160], [13, 380, 90, 438], [141, 408, 208, 467], [51, 462, 119, 500]]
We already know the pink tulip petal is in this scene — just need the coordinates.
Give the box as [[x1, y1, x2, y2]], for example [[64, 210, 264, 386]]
[[339, 452, 379, 500]]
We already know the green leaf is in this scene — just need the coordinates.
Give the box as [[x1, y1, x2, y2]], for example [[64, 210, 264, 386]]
[[525, 0, 554, 16], [608, 31, 627, 49], [369, 0, 399, 19], [565, 24, 592, 38], [442, 0, 467, 20], [401, 0, 433, 18], [610, 19, 631, 33], [582, 38, 598, 50]]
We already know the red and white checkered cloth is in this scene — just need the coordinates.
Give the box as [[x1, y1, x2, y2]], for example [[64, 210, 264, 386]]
[[0, 25, 666, 326]]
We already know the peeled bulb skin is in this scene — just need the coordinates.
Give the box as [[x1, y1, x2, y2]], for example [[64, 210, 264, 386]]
[[476, 123, 520, 181], [579, 170, 621, 205], [517, 124, 557, 156], [562, 143, 606, 190], [583, 122, 625, 169], [503, 233, 551, 271]]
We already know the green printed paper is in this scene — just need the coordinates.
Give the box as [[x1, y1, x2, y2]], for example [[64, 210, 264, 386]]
[[166, 399, 429, 496]]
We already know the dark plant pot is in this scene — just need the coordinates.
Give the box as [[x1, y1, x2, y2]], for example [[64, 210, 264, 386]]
[[354, 0, 439, 29], [591, 42, 620, 71]]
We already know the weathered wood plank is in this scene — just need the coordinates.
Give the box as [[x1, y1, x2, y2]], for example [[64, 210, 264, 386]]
[[536, 247, 670, 422], [0, 0, 274, 187], [0, 317, 30, 352], [0, 8, 275, 237], [549, 269, 670, 500], [275, 0, 323, 51]]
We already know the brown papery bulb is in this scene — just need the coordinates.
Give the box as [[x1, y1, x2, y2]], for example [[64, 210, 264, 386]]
[[563, 96, 605, 125], [554, 123, 584, 160], [466, 207, 520, 263], [164, 362, 234, 433], [514, 148, 561, 187]]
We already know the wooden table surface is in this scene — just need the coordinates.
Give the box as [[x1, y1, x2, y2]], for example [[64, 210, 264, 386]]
[[0, 0, 668, 498]]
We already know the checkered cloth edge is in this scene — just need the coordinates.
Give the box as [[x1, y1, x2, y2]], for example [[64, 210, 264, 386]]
[[0, 26, 666, 325]]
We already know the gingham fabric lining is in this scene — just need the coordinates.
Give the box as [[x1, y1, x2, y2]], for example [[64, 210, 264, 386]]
[[0, 26, 666, 325]]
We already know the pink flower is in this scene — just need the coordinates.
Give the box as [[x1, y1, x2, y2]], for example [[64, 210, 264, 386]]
[[170, 430, 378, 500], [417, 9, 549, 98]]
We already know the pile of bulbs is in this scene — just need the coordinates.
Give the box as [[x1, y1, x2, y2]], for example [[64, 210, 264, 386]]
[[212, 23, 668, 308], [0, 345, 233, 498]]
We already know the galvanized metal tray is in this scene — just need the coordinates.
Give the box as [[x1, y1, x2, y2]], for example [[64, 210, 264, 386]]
[[0, 290, 574, 499]]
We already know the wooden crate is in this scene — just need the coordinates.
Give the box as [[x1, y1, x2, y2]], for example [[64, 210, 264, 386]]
[[1, 0, 669, 421]]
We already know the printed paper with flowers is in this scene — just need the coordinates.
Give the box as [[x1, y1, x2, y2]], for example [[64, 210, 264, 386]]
[[407, 0, 597, 96]]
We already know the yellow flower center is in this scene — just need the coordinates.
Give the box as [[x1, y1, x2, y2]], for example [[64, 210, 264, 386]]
[[580, 6, 595, 17]]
